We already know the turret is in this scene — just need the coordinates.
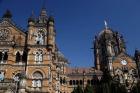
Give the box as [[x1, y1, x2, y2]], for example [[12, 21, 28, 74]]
[[38, 7, 48, 24], [47, 16, 55, 51], [28, 11, 35, 27], [2, 10, 12, 19], [27, 11, 36, 45]]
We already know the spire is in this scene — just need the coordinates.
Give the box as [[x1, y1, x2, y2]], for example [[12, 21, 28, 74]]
[[40, 0, 47, 17], [38, 0, 48, 23], [40, 8, 47, 17]]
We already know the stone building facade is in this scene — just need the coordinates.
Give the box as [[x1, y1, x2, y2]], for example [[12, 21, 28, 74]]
[[0, 7, 140, 93], [0, 9, 69, 93], [94, 26, 139, 92]]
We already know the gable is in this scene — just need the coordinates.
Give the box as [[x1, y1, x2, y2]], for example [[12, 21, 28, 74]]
[[112, 52, 136, 69], [0, 19, 26, 46]]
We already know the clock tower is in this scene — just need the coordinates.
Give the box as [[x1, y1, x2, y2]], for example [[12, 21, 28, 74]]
[[93, 24, 138, 92], [0, 8, 68, 93]]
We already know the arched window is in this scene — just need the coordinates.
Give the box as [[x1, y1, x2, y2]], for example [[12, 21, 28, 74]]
[[22, 51, 27, 62], [63, 77, 66, 84], [60, 77, 63, 84], [0, 51, 8, 63], [87, 80, 91, 85], [80, 80, 83, 85], [32, 71, 43, 88], [91, 79, 94, 85], [35, 31, 44, 45], [69, 80, 72, 85], [3, 52, 8, 61], [76, 80, 79, 85], [35, 50, 43, 63], [0, 52, 2, 61], [16, 52, 21, 62], [73, 80, 75, 85]]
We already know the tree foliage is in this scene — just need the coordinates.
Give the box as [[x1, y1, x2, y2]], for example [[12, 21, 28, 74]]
[[84, 84, 94, 93], [72, 85, 83, 93]]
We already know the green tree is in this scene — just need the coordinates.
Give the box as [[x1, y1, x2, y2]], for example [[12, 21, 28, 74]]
[[72, 85, 83, 93], [131, 81, 140, 93], [84, 84, 94, 93]]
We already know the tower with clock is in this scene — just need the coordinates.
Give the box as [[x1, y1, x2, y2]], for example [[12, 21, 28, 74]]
[[0, 8, 68, 93], [93, 23, 139, 92]]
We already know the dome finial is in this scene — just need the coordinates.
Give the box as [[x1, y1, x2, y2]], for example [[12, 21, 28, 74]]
[[104, 20, 108, 30]]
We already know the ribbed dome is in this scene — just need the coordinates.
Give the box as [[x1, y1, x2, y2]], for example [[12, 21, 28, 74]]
[[98, 28, 113, 37]]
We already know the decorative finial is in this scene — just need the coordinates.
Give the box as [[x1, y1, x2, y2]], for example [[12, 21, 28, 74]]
[[31, 10, 34, 16], [104, 20, 108, 29], [3, 10, 12, 18]]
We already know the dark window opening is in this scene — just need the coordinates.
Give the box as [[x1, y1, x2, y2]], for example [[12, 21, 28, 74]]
[[80, 80, 83, 85], [3, 52, 8, 61], [76, 80, 79, 85], [0, 52, 8, 63], [69, 80, 72, 85], [91, 80, 94, 85], [22, 51, 27, 62], [60, 77, 63, 84], [16, 52, 21, 62], [37, 41, 40, 44], [73, 80, 75, 85], [63, 77, 66, 84], [0, 52, 2, 61], [87, 80, 90, 85]]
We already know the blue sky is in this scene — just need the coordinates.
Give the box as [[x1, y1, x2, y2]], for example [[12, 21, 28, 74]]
[[0, 0, 140, 67]]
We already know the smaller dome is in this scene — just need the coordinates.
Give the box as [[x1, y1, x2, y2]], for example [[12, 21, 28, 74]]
[[2, 10, 12, 18], [48, 16, 54, 22], [28, 17, 35, 23], [28, 11, 36, 23], [135, 49, 140, 56]]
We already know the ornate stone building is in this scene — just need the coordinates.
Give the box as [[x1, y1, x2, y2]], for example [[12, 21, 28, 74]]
[[0, 9, 69, 93], [94, 25, 139, 92], [0, 7, 140, 93]]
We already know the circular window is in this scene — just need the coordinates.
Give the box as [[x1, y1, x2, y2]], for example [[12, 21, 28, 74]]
[[0, 29, 9, 40]]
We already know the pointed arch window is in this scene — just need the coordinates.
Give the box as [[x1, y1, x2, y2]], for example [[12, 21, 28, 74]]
[[0, 52, 2, 61], [32, 71, 43, 88], [16, 52, 21, 63], [35, 30, 44, 45], [0, 51, 8, 63], [22, 51, 27, 62], [3, 52, 8, 61], [35, 49, 43, 63]]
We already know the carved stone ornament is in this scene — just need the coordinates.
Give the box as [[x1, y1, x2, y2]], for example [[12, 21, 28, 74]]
[[0, 29, 9, 40]]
